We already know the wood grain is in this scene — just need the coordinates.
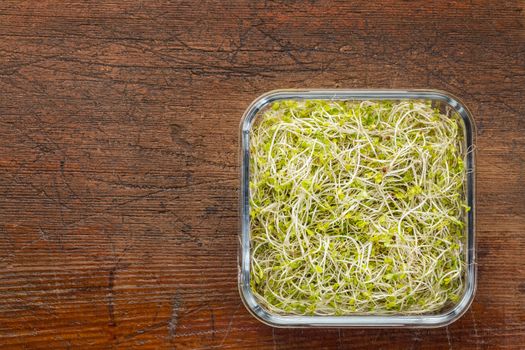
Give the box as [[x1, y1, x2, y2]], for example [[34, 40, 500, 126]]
[[0, 0, 524, 349]]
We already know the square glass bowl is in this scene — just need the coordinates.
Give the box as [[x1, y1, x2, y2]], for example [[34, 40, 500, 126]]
[[239, 90, 475, 327]]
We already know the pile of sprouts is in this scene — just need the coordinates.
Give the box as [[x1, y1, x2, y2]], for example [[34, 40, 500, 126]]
[[249, 99, 469, 315]]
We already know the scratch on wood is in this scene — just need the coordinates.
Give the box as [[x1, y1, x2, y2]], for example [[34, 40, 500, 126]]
[[107, 265, 117, 327], [218, 303, 240, 348], [122, 321, 167, 342], [445, 326, 453, 350], [471, 310, 481, 349], [168, 292, 183, 341], [210, 308, 216, 341], [38, 228, 49, 241], [173, 326, 259, 340]]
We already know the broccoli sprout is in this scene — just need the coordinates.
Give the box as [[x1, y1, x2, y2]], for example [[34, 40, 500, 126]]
[[249, 99, 468, 315]]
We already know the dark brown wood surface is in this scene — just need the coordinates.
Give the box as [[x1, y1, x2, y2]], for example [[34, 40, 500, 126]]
[[0, 1, 524, 349]]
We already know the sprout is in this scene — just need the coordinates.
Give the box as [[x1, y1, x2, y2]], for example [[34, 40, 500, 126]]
[[249, 100, 468, 315]]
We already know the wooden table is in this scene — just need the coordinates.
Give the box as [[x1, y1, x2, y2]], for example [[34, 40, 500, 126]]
[[0, 1, 524, 349]]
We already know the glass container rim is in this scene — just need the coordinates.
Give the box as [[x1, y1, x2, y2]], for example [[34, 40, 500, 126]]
[[238, 89, 476, 328]]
